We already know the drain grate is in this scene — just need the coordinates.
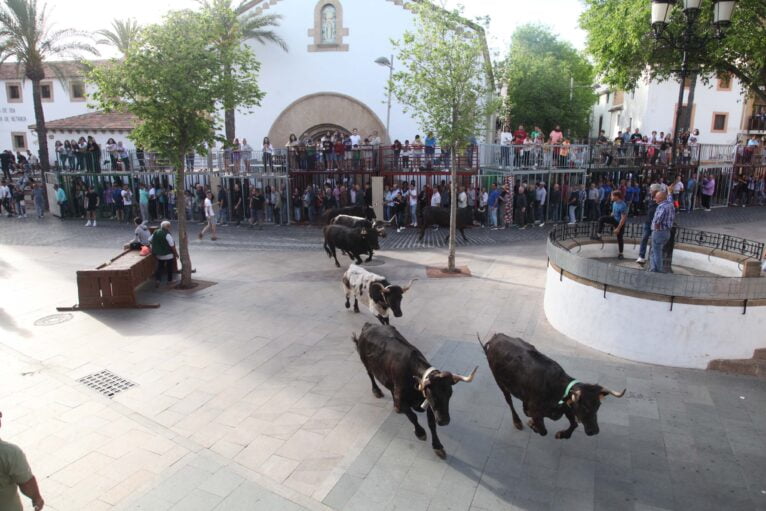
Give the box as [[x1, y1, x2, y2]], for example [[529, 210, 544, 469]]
[[77, 370, 136, 398], [34, 313, 73, 326]]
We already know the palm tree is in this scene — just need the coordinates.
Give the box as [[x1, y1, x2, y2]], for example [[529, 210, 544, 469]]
[[96, 18, 140, 56], [0, 0, 96, 173], [200, 0, 288, 143]]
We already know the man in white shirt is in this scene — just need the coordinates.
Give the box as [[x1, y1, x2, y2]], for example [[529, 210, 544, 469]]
[[198, 190, 217, 240], [430, 188, 441, 207], [408, 182, 418, 227], [0, 180, 11, 216], [349, 128, 361, 148], [121, 184, 133, 221], [458, 187, 468, 209]]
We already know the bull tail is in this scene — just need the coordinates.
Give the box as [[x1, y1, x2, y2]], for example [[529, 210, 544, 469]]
[[477, 332, 488, 354]]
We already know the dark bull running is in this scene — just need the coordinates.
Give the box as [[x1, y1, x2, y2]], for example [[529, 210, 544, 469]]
[[418, 206, 474, 242], [323, 224, 380, 267], [479, 333, 625, 438], [353, 323, 477, 458]]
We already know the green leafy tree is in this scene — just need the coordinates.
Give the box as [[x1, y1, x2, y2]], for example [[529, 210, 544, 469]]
[[580, 0, 766, 103], [0, 0, 96, 172], [199, 0, 287, 143], [500, 24, 596, 138], [89, 9, 264, 287], [96, 18, 141, 56], [391, 2, 495, 272]]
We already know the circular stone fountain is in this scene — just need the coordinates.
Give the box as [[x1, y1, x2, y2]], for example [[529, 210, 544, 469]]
[[544, 223, 766, 369]]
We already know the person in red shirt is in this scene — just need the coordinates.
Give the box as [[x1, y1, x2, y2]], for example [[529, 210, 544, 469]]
[[334, 137, 346, 171], [513, 125, 527, 167]]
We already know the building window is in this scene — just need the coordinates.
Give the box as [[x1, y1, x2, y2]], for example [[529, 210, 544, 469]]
[[6, 82, 22, 103], [716, 74, 732, 91], [711, 112, 728, 133], [70, 80, 85, 101], [11, 132, 27, 150], [308, 0, 348, 52], [40, 81, 53, 102]]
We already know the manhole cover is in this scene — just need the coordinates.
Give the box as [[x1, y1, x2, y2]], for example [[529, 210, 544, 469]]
[[361, 260, 385, 267], [77, 370, 136, 398], [34, 314, 73, 326]]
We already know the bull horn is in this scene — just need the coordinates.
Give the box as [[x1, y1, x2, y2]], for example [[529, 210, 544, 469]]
[[402, 278, 418, 293], [600, 388, 626, 398], [371, 282, 388, 294], [361, 228, 368, 236], [452, 366, 478, 384]]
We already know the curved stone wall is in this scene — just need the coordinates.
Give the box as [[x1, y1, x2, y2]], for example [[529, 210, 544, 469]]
[[544, 234, 766, 369]]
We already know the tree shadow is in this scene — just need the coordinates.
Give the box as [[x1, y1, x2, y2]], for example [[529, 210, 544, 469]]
[[0, 308, 32, 339]]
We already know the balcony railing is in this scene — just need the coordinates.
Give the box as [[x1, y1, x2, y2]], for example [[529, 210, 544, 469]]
[[47, 142, 755, 175]]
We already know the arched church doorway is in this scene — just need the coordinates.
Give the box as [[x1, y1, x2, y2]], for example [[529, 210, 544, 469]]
[[267, 92, 388, 146], [300, 124, 350, 142]]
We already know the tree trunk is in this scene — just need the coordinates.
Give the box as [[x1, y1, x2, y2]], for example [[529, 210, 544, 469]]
[[31, 79, 50, 173], [681, 73, 697, 133], [175, 153, 193, 288], [447, 142, 457, 272], [224, 63, 235, 143]]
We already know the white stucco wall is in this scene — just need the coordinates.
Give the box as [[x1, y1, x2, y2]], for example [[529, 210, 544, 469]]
[[591, 75, 747, 144], [544, 264, 766, 369], [236, 0, 424, 148], [0, 78, 96, 155]]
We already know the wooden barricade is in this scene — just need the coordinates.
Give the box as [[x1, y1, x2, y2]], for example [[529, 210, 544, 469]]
[[58, 250, 159, 310]]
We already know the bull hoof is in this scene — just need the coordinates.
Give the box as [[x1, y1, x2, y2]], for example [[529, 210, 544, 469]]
[[513, 419, 523, 431], [365, 257, 373, 262], [415, 430, 427, 441], [555, 430, 570, 439], [344, 301, 350, 309], [372, 388, 384, 398], [433, 448, 446, 459], [354, 305, 360, 313], [335, 262, 341, 268]]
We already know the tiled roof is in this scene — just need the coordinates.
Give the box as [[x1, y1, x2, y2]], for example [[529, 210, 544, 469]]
[[0, 60, 110, 81], [29, 111, 137, 131]]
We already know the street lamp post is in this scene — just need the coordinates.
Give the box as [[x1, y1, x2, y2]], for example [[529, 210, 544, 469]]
[[651, 0, 737, 170], [375, 55, 394, 140]]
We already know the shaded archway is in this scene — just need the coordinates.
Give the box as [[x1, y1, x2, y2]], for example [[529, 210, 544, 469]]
[[300, 123, 349, 142], [268, 92, 388, 146]]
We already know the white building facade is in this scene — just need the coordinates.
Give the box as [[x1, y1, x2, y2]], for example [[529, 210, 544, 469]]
[[590, 74, 752, 145], [0, 0, 492, 162]]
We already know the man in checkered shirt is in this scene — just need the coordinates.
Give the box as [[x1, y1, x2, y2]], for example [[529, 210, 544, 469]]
[[649, 189, 676, 273]]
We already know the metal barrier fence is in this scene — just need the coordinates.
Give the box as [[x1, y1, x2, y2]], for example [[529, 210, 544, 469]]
[[550, 222, 764, 261]]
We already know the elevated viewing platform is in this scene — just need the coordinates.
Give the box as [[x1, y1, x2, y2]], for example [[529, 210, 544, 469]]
[[544, 223, 766, 369]]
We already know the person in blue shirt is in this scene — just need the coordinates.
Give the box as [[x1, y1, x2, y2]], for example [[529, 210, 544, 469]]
[[592, 190, 628, 259], [424, 131, 437, 168], [487, 183, 500, 228]]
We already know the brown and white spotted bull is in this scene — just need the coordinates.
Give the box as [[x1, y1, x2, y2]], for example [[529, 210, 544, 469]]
[[342, 264, 415, 325], [353, 323, 477, 458], [479, 333, 625, 438]]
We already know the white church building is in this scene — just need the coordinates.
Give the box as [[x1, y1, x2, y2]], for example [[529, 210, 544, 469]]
[[0, 0, 492, 161]]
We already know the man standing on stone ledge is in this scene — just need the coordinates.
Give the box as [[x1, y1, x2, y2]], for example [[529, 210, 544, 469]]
[[0, 411, 45, 511], [649, 189, 676, 273]]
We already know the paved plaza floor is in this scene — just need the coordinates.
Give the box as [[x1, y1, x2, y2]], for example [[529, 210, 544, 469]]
[[1, 207, 766, 510]]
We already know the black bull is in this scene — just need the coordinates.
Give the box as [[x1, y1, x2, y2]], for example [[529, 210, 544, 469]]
[[323, 224, 380, 267], [418, 206, 474, 242], [353, 323, 476, 458], [479, 333, 625, 438]]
